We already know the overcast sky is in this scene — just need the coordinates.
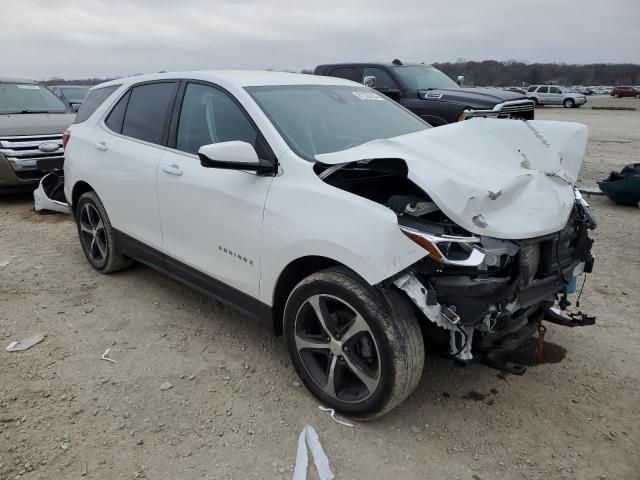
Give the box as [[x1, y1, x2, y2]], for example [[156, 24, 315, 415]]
[[2, 0, 639, 79]]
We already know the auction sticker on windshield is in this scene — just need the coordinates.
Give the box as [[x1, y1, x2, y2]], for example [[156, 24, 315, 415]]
[[352, 91, 383, 100]]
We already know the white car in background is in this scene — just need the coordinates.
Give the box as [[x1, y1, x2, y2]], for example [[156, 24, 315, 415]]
[[58, 71, 596, 418], [526, 85, 587, 107]]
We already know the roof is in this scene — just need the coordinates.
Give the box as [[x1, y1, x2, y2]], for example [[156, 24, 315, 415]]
[[48, 85, 92, 88], [0, 77, 37, 84], [93, 70, 358, 90]]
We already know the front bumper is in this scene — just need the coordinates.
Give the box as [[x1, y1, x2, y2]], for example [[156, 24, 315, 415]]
[[461, 99, 536, 121], [0, 155, 64, 192], [33, 172, 70, 214]]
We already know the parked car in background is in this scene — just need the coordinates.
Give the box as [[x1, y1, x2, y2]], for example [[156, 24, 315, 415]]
[[0, 78, 74, 192], [611, 86, 640, 98], [504, 86, 527, 95], [526, 85, 587, 107], [49, 85, 91, 111], [57, 71, 596, 418], [314, 60, 534, 125], [571, 86, 594, 95]]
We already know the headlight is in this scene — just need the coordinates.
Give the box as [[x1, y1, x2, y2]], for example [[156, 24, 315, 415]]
[[400, 225, 485, 267]]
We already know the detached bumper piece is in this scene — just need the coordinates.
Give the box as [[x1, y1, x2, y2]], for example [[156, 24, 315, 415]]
[[33, 172, 70, 214], [544, 307, 596, 328]]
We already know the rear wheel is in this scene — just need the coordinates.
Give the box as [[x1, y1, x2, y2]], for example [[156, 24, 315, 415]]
[[75, 191, 132, 273], [615, 94, 621, 98], [283, 267, 424, 419], [563, 98, 575, 108]]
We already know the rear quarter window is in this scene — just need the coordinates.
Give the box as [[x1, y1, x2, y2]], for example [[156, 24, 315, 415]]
[[73, 85, 120, 123], [120, 82, 177, 145]]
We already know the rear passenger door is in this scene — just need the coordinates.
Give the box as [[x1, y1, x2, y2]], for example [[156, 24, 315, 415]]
[[548, 86, 563, 104], [156, 81, 275, 301], [536, 86, 549, 104], [91, 81, 178, 249]]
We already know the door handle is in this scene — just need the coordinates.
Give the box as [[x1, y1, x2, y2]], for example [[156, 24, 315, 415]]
[[160, 164, 183, 176], [94, 141, 108, 151]]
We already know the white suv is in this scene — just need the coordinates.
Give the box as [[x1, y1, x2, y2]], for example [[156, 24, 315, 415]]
[[62, 71, 596, 418], [526, 85, 587, 108]]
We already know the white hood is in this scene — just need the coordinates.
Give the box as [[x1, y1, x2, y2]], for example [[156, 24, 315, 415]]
[[315, 119, 588, 240]]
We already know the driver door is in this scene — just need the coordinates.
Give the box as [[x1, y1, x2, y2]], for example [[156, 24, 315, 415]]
[[156, 82, 275, 300]]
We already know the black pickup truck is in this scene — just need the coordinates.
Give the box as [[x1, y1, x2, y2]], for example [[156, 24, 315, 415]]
[[314, 60, 534, 126]]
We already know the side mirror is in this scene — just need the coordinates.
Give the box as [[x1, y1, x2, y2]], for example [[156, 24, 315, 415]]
[[363, 76, 376, 88], [198, 141, 274, 175], [457, 75, 465, 87], [71, 103, 81, 112]]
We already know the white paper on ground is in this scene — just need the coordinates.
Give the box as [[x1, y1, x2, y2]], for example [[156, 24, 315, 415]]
[[6, 334, 45, 352], [293, 425, 334, 480]]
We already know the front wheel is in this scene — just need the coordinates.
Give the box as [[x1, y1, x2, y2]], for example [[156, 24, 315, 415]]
[[283, 268, 424, 419], [531, 97, 539, 106], [563, 98, 575, 108]]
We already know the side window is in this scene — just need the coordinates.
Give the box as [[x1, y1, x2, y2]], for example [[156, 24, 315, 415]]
[[176, 83, 267, 158], [121, 82, 176, 145], [73, 85, 119, 123], [550, 86, 561, 94], [527, 86, 537, 92], [105, 90, 131, 133], [537, 86, 549, 93], [328, 67, 361, 82], [362, 67, 398, 90]]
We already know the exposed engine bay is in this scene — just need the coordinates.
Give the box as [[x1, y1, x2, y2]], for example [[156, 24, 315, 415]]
[[316, 158, 597, 374]]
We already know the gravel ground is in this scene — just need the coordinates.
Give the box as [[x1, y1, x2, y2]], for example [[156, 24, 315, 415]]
[[1, 107, 639, 480]]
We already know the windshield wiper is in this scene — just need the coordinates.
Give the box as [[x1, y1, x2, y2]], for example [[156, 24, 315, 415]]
[[2, 110, 63, 114]]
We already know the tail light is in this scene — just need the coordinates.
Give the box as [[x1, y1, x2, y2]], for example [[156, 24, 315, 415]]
[[62, 130, 70, 149]]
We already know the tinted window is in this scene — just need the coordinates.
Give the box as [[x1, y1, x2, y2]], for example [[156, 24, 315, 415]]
[[527, 86, 537, 92], [328, 67, 361, 82], [122, 82, 176, 144], [537, 86, 549, 93], [105, 90, 130, 133], [392, 65, 459, 90], [362, 67, 398, 90], [176, 83, 265, 157], [73, 85, 119, 123], [549, 86, 561, 94]]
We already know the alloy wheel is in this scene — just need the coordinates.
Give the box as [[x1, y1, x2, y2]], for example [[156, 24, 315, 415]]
[[294, 294, 381, 403], [79, 203, 108, 265]]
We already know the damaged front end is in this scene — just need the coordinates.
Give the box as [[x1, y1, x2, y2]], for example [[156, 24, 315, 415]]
[[389, 189, 596, 373], [314, 119, 597, 374]]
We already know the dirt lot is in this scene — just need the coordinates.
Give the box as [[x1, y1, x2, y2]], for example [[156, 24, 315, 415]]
[[1, 107, 639, 480]]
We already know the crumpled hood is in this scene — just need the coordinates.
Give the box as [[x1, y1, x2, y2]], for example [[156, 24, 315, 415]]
[[315, 119, 588, 240]]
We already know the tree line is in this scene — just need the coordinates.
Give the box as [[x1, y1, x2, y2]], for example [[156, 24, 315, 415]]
[[433, 60, 640, 86], [40, 61, 640, 87]]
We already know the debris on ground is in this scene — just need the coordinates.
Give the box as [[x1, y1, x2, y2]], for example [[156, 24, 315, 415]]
[[100, 348, 118, 363], [293, 425, 334, 480], [6, 333, 45, 352], [598, 163, 640, 206], [159, 382, 173, 391], [318, 406, 354, 428]]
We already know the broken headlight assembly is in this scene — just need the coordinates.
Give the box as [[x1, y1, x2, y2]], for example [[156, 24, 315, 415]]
[[399, 225, 486, 267]]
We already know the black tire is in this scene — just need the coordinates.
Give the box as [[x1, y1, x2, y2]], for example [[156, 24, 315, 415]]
[[75, 191, 132, 273], [563, 98, 575, 108], [531, 97, 539, 106], [636, 94, 640, 99], [283, 267, 424, 419]]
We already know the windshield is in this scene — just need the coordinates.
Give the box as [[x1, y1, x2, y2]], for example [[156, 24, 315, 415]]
[[61, 87, 89, 103], [0, 83, 69, 114], [246, 85, 429, 160], [392, 65, 459, 91]]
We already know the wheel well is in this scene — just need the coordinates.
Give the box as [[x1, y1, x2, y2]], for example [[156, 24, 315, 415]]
[[271, 256, 341, 335], [71, 181, 94, 213]]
